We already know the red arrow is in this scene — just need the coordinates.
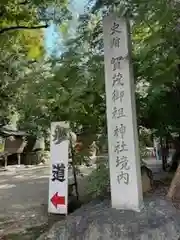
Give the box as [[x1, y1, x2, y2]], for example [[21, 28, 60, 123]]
[[51, 192, 65, 208]]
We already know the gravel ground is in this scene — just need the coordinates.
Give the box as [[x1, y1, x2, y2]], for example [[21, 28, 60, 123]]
[[0, 164, 95, 239], [0, 157, 176, 239], [0, 165, 50, 238]]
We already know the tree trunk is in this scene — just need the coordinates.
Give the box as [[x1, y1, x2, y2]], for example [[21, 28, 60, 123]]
[[167, 163, 180, 199], [17, 153, 21, 165], [4, 155, 7, 168], [169, 137, 180, 172], [160, 137, 166, 171]]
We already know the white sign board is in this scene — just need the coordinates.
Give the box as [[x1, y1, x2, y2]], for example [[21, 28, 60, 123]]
[[103, 14, 143, 211], [48, 122, 69, 214]]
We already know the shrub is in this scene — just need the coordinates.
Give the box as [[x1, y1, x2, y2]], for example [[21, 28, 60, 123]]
[[86, 157, 110, 199]]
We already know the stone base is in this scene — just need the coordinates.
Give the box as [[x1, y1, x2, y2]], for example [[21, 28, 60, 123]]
[[141, 165, 153, 193], [38, 197, 180, 240]]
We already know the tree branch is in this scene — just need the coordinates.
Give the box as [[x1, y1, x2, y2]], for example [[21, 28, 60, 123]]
[[0, 24, 49, 34], [19, 0, 30, 4]]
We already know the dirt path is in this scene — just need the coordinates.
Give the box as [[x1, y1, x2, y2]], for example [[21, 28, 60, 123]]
[[0, 165, 50, 239], [0, 157, 172, 239], [0, 164, 96, 239]]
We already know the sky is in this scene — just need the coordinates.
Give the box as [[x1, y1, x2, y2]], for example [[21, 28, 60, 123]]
[[44, 0, 87, 56]]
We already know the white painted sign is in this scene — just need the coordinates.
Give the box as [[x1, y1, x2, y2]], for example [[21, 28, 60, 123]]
[[103, 14, 143, 211], [48, 122, 69, 214]]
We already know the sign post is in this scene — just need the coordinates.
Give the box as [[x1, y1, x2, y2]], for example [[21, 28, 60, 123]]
[[48, 121, 69, 214], [0, 136, 5, 153], [103, 14, 143, 211]]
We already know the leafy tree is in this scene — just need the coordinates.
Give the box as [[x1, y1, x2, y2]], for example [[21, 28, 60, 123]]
[[5, 0, 178, 143], [1, 0, 179, 152], [0, 0, 71, 125], [70, 0, 180, 195], [1, 0, 180, 196]]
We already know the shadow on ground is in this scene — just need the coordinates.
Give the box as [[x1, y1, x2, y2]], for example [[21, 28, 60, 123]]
[[0, 165, 89, 239], [1, 199, 83, 240], [1, 224, 48, 240]]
